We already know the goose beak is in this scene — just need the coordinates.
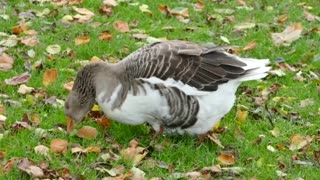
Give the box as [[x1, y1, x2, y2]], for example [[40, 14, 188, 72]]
[[66, 116, 76, 133]]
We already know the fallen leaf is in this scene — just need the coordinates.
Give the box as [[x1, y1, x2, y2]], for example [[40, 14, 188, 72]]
[[207, 133, 224, 148], [194, 0, 205, 10], [5, 73, 31, 85], [236, 107, 248, 123], [99, 0, 116, 16], [201, 165, 222, 173], [46, 44, 61, 54], [217, 153, 236, 165], [2, 158, 18, 174], [42, 68, 58, 86], [99, 30, 113, 41], [113, 21, 130, 33], [18, 84, 34, 94], [77, 126, 98, 139], [215, 8, 234, 15], [71, 146, 101, 153], [50, 139, 68, 154], [132, 33, 149, 40], [0, 115, 6, 122], [96, 117, 111, 130], [289, 134, 308, 151], [304, 10, 320, 22], [221, 167, 244, 174], [34, 145, 49, 156], [0, 53, 14, 71], [17, 158, 44, 178], [170, 7, 189, 18], [276, 170, 287, 177], [72, 6, 94, 16], [267, 145, 277, 152], [63, 81, 74, 92], [243, 41, 257, 51], [277, 14, 288, 24], [0, 104, 5, 114], [270, 127, 280, 137], [130, 167, 146, 179], [139, 4, 153, 15], [220, 36, 230, 44], [103, 0, 118, 7], [271, 24, 303, 46], [12, 25, 27, 35], [75, 36, 90, 45], [120, 139, 148, 166], [0, 35, 19, 47], [21, 36, 39, 46], [299, 98, 314, 107], [234, 22, 256, 31]]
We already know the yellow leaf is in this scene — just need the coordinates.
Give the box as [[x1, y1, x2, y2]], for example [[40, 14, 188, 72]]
[[236, 107, 248, 124]]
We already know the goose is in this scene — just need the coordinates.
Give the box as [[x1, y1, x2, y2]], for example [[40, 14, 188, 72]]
[[65, 40, 270, 136]]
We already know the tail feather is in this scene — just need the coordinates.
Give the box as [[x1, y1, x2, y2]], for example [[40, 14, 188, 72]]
[[237, 58, 270, 82]]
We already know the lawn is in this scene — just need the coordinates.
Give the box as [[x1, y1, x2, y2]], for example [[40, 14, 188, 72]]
[[0, 0, 319, 179]]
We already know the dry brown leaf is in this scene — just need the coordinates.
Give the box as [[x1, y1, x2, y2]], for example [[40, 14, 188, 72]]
[[0, 104, 5, 114], [75, 36, 90, 45], [0, 53, 14, 71], [72, 6, 94, 16], [289, 134, 308, 151], [96, 117, 111, 130], [42, 68, 58, 86], [66, 116, 75, 133], [194, 0, 206, 10], [103, 0, 118, 6], [50, 139, 68, 154], [21, 36, 39, 47], [243, 41, 257, 51], [271, 24, 303, 46], [17, 158, 44, 178], [99, 30, 113, 41], [236, 0, 246, 6], [207, 133, 224, 148], [132, 33, 149, 40], [5, 73, 31, 85], [158, 5, 170, 15], [12, 25, 28, 35], [278, 14, 288, 24], [63, 81, 74, 92], [304, 10, 319, 22], [77, 126, 98, 139], [2, 158, 18, 174], [120, 139, 148, 166], [170, 7, 189, 18], [217, 153, 236, 165], [113, 21, 130, 33]]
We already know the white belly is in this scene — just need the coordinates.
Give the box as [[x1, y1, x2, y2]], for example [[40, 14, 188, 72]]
[[96, 79, 240, 135]]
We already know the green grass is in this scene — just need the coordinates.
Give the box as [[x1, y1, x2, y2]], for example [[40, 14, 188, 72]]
[[1, 0, 320, 179]]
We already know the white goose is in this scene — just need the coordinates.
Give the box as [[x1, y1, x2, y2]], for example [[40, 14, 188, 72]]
[[65, 40, 270, 136]]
